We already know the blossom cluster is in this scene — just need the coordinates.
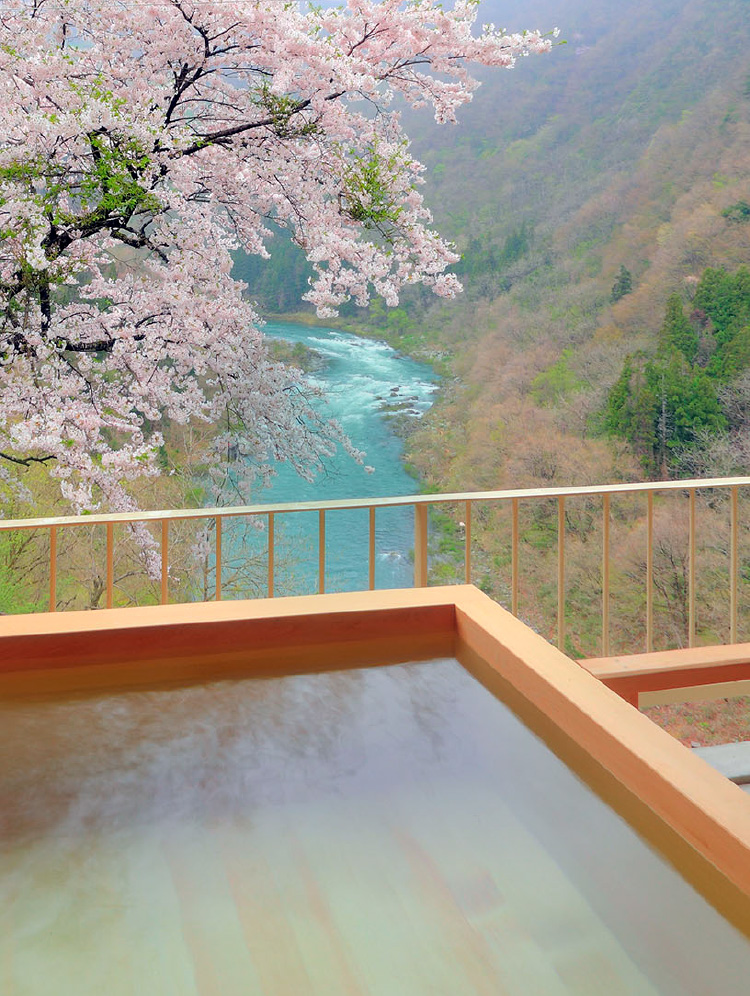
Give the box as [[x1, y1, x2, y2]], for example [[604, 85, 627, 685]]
[[0, 0, 552, 513]]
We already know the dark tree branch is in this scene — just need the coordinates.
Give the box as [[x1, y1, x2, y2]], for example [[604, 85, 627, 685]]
[[57, 332, 145, 353], [179, 91, 344, 156], [0, 451, 56, 466]]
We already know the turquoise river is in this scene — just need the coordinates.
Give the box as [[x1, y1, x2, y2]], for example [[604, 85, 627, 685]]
[[233, 320, 439, 596]]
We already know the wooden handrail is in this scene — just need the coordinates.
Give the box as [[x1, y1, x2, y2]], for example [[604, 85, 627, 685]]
[[3, 477, 749, 651], [1, 476, 748, 532]]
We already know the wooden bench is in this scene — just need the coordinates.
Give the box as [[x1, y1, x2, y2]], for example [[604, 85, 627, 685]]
[[579, 644, 750, 707]]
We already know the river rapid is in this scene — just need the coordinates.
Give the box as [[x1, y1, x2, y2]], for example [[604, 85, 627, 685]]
[[240, 320, 438, 595]]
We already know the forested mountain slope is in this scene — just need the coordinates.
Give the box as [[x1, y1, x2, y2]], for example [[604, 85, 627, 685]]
[[234, 0, 750, 650], [393, 0, 750, 492], [239, 0, 750, 493]]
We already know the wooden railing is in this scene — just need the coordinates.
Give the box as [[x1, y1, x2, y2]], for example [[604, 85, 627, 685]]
[[3, 476, 750, 654]]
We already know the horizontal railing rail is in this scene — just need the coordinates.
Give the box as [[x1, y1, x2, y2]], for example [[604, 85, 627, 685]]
[[3, 476, 750, 531], [3, 476, 750, 656]]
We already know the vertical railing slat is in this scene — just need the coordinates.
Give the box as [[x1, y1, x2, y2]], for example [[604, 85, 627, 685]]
[[511, 498, 519, 617], [161, 519, 169, 605], [106, 522, 114, 609], [688, 488, 696, 647], [602, 494, 610, 657], [558, 496, 565, 651], [318, 509, 326, 594], [368, 507, 376, 591], [646, 491, 654, 652], [414, 504, 428, 587], [49, 525, 57, 613], [464, 500, 472, 584], [215, 515, 222, 601], [731, 486, 739, 644], [268, 512, 275, 597]]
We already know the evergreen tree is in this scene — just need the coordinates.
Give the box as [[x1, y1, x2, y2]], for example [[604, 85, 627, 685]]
[[605, 355, 658, 472], [605, 350, 725, 476], [693, 267, 750, 345], [658, 295, 699, 363], [710, 325, 750, 381], [610, 265, 633, 303], [650, 357, 725, 451]]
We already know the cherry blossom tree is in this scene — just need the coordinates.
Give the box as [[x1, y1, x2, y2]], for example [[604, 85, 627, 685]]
[[0, 0, 553, 513]]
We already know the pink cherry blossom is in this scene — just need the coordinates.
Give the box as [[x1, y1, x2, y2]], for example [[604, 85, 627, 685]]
[[0, 0, 553, 514]]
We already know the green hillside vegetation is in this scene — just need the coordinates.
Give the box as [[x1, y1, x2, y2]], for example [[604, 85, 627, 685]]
[[605, 269, 750, 475]]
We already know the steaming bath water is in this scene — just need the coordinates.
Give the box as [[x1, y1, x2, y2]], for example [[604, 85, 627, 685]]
[[2, 658, 749, 995]]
